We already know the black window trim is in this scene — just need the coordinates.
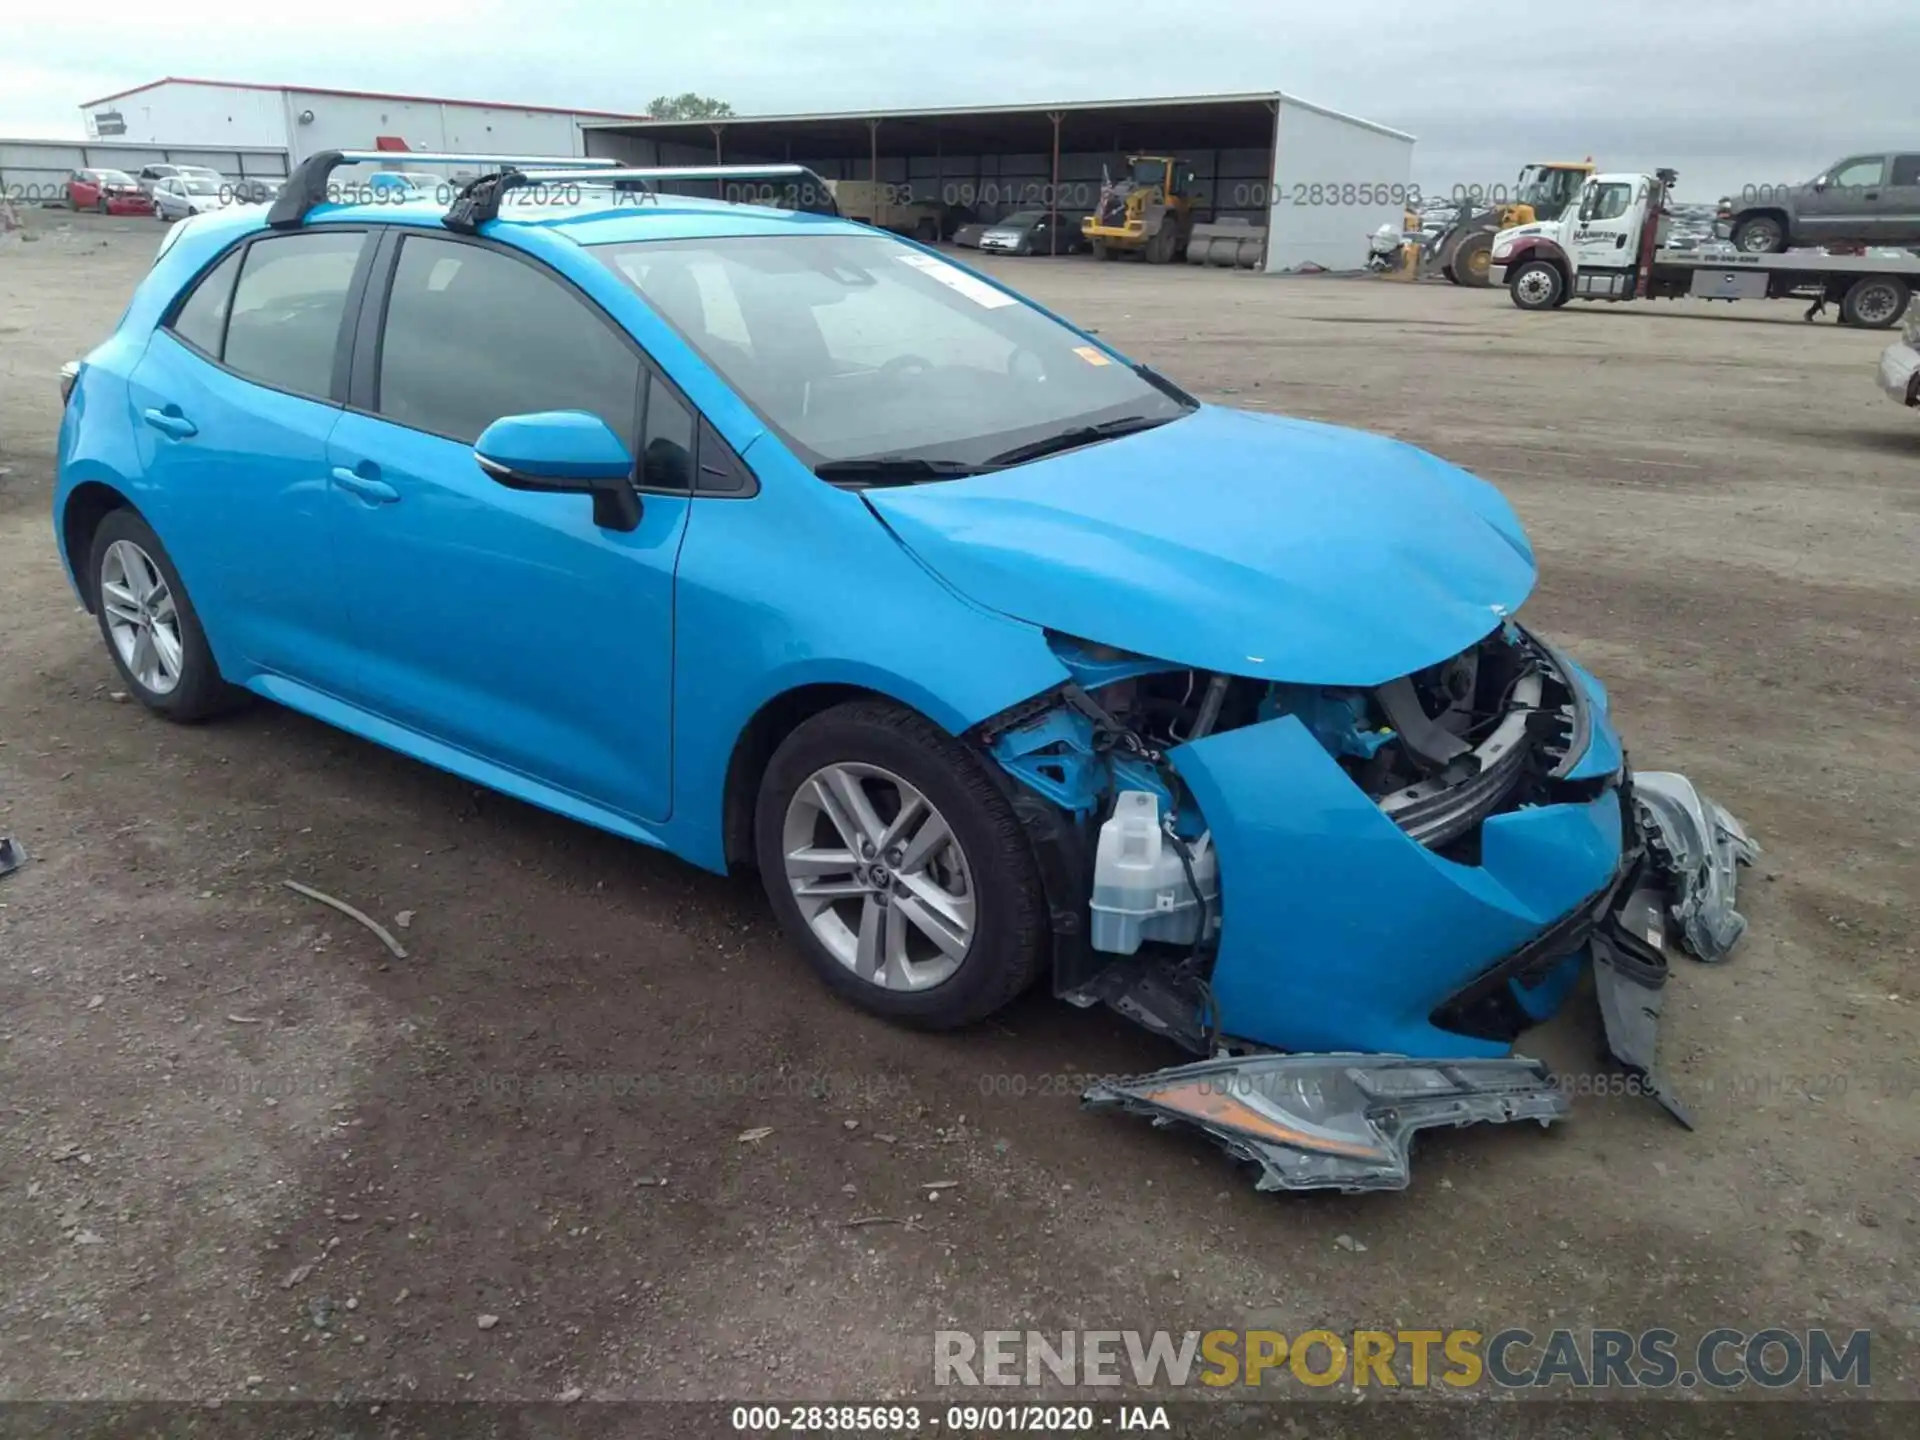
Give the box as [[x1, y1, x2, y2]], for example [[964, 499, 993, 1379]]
[[156, 222, 377, 408], [348, 226, 756, 498]]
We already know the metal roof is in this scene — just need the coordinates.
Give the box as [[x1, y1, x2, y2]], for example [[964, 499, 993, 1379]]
[[582, 91, 1415, 159], [79, 76, 649, 121]]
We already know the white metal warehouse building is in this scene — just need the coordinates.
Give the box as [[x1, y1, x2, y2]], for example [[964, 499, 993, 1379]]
[[582, 93, 1416, 273], [77, 77, 645, 170]]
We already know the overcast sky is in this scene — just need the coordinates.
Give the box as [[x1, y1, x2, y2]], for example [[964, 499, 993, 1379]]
[[7, 1, 1912, 199]]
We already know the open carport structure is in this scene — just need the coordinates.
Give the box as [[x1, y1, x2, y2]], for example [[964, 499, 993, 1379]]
[[581, 92, 1414, 273]]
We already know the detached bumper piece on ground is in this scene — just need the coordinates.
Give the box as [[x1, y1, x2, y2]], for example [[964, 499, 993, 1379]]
[[1081, 770, 1759, 1193], [1084, 1055, 1569, 1194]]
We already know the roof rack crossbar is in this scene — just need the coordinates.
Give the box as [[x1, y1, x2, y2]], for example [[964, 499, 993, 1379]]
[[267, 149, 619, 228], [443, 162, 842, 231]]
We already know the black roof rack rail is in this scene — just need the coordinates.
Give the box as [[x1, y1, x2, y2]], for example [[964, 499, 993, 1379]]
[[443, 162, 842, 232], [266, 149, 619, 229]]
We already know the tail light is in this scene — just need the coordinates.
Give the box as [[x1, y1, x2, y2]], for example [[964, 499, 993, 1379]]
[[60, 361, 79, 405]]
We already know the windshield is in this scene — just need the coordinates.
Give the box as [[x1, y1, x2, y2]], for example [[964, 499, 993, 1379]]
[[1515, 165, 1580, 215], [98, 170, 135, 185], [997, 211, 1045, 227], [182, 179, 220, 195], [593, 233, 1192, 474], [1129, 160, 1165, 186]]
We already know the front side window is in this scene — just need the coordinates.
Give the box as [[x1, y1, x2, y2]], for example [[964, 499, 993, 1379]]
[[594, 233, 1191, 474], [223, 230, 366, 397], [375, 235, 640, 446], [1827, 157, 1885, 190], [1581, 182, 1633, 222]]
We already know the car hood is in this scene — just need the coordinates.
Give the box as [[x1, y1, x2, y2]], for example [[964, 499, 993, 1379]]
[[863, 405, 1537, 686]]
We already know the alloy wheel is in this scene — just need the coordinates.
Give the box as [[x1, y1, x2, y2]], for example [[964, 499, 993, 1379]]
[[781, 761, 976, 990], [100, 539, 184, 695]]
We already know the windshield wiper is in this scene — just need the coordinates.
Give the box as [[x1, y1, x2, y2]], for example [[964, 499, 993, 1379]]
[[985, 413, 1171, 467], [813, 456, 992, 485]]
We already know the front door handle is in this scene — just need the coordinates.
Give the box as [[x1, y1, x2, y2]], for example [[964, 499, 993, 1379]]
[[142, 406, 197, 439], [330, 466, 400, 503], [1615, 233, 1628, 247]]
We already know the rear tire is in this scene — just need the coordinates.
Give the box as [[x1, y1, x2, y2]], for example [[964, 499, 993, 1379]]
[[88, 509, 245, 722], [754, 699, 1048, 1030], [1840, 275, 1910, 329], [1508, 259, 1565, 311]]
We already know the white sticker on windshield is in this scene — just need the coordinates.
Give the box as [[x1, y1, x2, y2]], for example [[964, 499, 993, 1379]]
[[896, 253, 1018, 308]]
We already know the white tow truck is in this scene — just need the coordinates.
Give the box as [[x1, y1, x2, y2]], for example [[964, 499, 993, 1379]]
[[1489, 168, 1920, 328]]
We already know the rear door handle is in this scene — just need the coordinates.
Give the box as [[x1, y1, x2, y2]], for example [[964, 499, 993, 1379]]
[[330, 465, 400, 503], [142, 406, 197, 439]]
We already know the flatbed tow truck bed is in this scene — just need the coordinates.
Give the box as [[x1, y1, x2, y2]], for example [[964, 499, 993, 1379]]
[[1490, 169, 1920, 327]]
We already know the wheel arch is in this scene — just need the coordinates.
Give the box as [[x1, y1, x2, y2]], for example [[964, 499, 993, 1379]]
[[1500, 237, 1571, 282], [61, 480, 137, 610], [1731, 206, 1790, 238], [722, 681, 924, 872]]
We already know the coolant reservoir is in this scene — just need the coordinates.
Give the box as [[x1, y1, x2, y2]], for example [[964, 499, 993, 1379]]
[[1089, 791, 1219, 955]]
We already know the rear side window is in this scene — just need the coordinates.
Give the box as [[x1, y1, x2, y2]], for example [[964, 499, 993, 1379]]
[[223, 231, 366, 398], [375, 235, 640, 446], [1892, 155, 1920, 187], [168, 249, 243, 356]]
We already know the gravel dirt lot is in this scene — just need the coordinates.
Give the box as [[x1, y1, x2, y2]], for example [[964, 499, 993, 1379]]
[[1, 210, 1916, 1420]]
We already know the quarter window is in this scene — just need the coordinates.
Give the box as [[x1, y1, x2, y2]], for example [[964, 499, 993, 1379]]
[[640, 374, 694, 490], [375, 235, 640, 446], [167, 249, 243, 357], [223, 231, 366, 397]]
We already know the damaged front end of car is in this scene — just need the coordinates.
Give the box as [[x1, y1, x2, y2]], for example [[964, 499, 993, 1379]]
[[970, 626, 1760, 1193]]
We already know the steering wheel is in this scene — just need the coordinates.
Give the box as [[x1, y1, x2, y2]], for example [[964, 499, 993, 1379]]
[[878, 354, 933, 383]]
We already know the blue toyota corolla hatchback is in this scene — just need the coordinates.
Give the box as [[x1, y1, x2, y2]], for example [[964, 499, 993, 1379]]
[[55, 153, 1756, 1184]]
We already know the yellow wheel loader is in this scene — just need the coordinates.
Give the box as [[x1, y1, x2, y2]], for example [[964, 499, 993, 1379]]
[[1082, 156, 1199, 263], [1431, 161, 1594, 286]]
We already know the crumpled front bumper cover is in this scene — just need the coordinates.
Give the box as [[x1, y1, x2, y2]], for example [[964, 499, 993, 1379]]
[[1085, 770, 1760, 1191], [1083, 1054, 1568, 1193]]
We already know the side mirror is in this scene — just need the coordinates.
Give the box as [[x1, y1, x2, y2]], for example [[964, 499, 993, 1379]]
[[474, 411, 641, 531], [1811, 174, 1829, 191]]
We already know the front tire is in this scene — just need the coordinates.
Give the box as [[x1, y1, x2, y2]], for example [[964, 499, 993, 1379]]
[[1731, 215, 1786, 254], [1452, 233, 1494, 286], [754, 699, 1048, 1029], [1509, 259, 1566, 311], [88, 509, 242, 722]]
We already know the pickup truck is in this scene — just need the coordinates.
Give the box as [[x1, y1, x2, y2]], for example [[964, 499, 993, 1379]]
[[1718, 151, 1920, 253]]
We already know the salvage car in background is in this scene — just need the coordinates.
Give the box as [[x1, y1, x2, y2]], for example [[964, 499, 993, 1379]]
[[67, 168, 151, 215], [1880, 308, 1920, 407], [151, 175, 235, 221], [53, 152, 1758, 1193], [977, 210, 1091, 256]]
